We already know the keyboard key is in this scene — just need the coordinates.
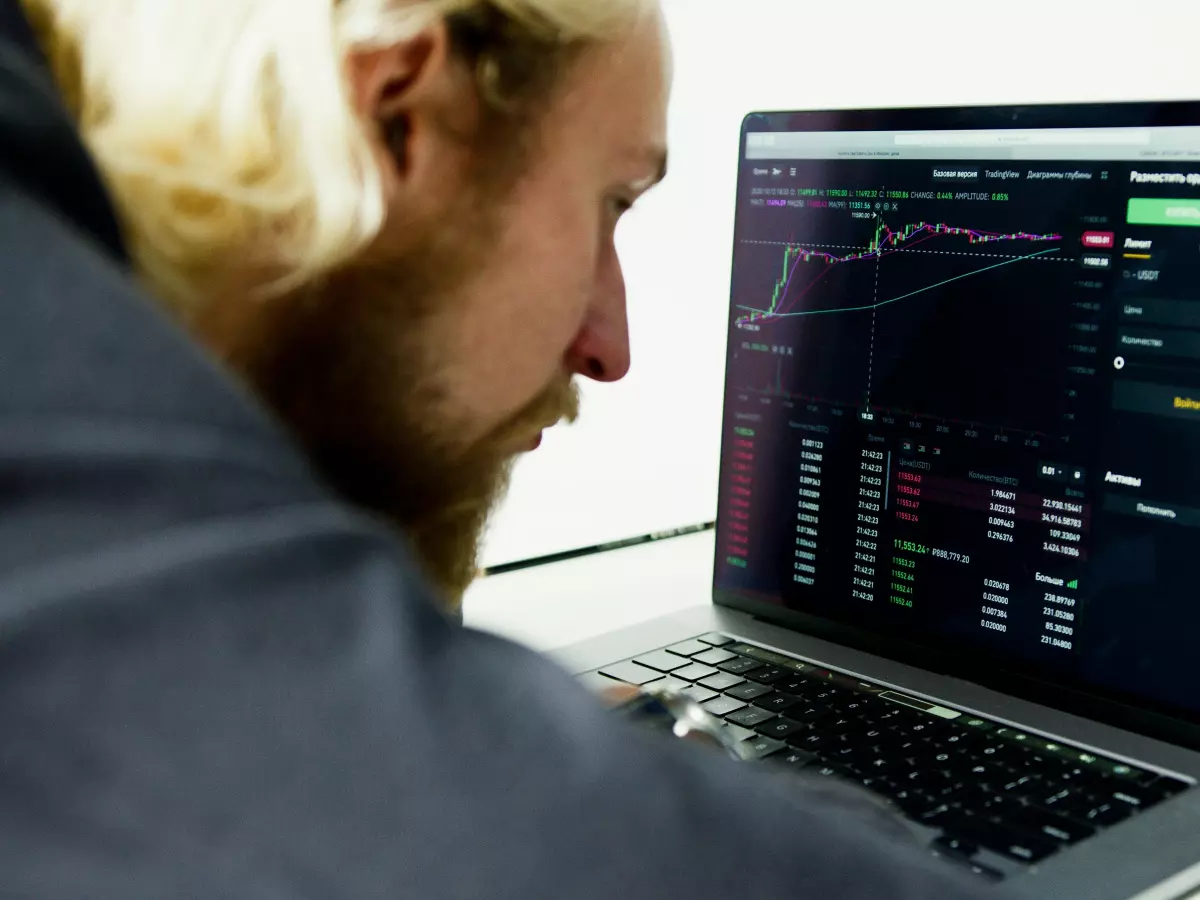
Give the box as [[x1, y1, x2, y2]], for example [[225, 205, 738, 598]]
[[1008, 806, 1096, 845], [673, 663, 719, 682], [974, 741, 1015, 763], [754, 693, 802, 713], [830, 722, 872, 745], [772, 749, 818, 770], [982, 833, 1058, 865], [788, 730, 829, 751], [905, 719, 941, 739], [826, 743, 869, 766], [963, 761, 1006, 783], [888, 788, 946, 820], [599, 660, 665, 686], [852, 709, 887, 726], [924, 748, 960, 769], [854, 774, 897, 796], [698, 633, 734, 646], [693, 648, 737, 666], [699, 672, 745, 691], [1018, 742, 1070, 763], [811, 763, 855, 780], [957, 784, 1019, 809], [834, 697, 879, 716], [1081, 803, 1136, 828], [876, 705, 919, 726], [702, 696, 747, 717], [862, 755, 904, 776], [1052, 766, 1102, 792], [718, 657, 764, 675], [791, 705, 834, 724], [726, 707, 777, 729], [744, 666, 789, 685], [898, 769, 962, 798], [824, 716, 859, 735], [681, 685, 718, 704], [722, 723, 757, 742], [665, 639, 711, 657], [958, 786, 1008, 816], [929, 810, 1058, 864], [960, 716, 996, 732], [725, 682, 774, 702], [918, 802, 963, 827], [1061, 747, 1106, 768], [776, 678, 812, 695], [820, 730, 861, 751], [1038, 788, 1086, 816], [1102, 761, 1159, 785], [889, 736, 926, 757], [633, 650, 692, 673], [870, 732, 911, 755], [725, 643, 767, 658], [1107, 786, 1154, 811], [932, 730, 973, 751], [645, 676, 691, 695], [739, 736, 786, 761], [756, 718, 807, 741], [934, 835, 980, 859], [1036, 742, 1080, 766], [999, 774, 1039, 798]]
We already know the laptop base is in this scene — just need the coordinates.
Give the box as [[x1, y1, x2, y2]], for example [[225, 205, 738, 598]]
[[555, 604, 1200, 900]]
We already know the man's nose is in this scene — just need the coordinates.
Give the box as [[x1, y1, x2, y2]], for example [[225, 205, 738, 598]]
[[565, 275, 631, 383]]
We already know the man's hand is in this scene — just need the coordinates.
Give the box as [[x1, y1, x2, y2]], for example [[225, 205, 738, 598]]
[[599, 684, 644, 708], [597, 684, 731, 754]]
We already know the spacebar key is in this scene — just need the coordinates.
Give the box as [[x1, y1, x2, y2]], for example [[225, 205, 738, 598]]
[[931, 811, 1058, 864]]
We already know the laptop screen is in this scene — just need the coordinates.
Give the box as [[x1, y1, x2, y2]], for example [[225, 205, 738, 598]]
[[715, 104, 1200, 730]]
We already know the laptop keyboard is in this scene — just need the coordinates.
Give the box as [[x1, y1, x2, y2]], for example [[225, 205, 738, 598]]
[[588, 634, 1193, 881]]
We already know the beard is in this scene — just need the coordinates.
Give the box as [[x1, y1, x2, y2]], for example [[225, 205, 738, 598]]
[[194, 170, 580, 614]]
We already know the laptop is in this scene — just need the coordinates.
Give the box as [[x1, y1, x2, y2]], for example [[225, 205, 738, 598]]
[[557, 101, 1200, 899]]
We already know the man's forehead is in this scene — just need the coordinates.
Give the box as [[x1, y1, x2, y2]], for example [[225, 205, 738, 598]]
[[550, 12, 669, 182]]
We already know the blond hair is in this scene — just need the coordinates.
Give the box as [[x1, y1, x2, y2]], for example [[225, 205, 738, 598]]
[[20, 0, 647, 314]]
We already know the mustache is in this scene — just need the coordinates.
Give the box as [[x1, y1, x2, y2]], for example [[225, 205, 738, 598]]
[[406, 375, 581, 594], [485, 375, 581, 451]]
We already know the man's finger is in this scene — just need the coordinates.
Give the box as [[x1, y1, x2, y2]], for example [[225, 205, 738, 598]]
[[599, 684, 643, 707]]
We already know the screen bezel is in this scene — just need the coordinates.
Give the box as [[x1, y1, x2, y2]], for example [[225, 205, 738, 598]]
[[713, 100, 1200, 752]]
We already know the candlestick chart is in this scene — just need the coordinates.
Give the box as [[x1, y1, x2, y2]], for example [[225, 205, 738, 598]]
[[731, 211, 1079, 437]]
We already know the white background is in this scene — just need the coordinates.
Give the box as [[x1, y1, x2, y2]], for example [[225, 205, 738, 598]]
[[479, 0, 1197, 569]]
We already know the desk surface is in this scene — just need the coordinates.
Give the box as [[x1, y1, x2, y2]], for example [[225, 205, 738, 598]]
[[464, 531, 715, 653]]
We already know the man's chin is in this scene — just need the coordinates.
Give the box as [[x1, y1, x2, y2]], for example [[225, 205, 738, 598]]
[[403, 454, 515, 615]]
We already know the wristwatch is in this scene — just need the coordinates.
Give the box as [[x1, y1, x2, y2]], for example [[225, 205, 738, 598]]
[[610, 684, 750, 760]]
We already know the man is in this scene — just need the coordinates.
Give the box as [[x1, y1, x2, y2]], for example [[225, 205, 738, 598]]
[[0, 1, 996, 897]]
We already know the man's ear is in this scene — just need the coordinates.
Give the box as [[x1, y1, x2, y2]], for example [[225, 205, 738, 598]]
[[345, 21, 465, 180]]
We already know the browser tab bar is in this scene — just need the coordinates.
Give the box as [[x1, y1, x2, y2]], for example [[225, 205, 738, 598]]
[[895, 129, 1151, 148], [743, 126, 1200, 162]]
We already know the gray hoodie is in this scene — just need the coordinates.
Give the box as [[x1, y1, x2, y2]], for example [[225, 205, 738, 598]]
[[0, 4, 999, 897]]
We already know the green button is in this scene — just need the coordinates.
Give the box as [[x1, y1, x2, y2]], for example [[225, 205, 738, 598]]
[[1128, 198, 1200, 227]]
